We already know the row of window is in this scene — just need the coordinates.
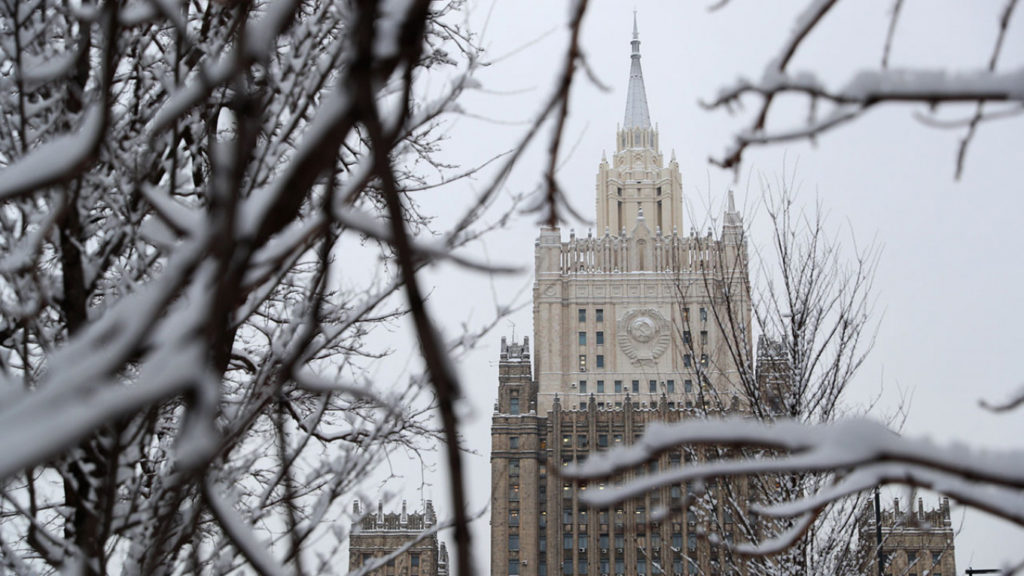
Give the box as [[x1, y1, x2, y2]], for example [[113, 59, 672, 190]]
[[577, 379, 694, 394], [579, 353, 709, 373], [578, 354, 605, 371], [582, 331, 709, 348], [359, 553, 421, 569], [574, 400, 702, 410], [579, 308, 709, 324]]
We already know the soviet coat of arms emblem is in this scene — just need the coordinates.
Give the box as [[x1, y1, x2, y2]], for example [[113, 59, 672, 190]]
[[617, 308, 670, 366]]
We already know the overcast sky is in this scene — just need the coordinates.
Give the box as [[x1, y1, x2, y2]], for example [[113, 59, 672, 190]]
[[374, 1, 1024, 572]]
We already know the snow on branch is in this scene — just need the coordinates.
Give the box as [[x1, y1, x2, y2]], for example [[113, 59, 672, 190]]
[[565, 417, 1024, 528], [707, 0, 1024, 175], [707, 66, 1024, 170], [0, 105, 105, 201], [712, 66, 1024, 108]]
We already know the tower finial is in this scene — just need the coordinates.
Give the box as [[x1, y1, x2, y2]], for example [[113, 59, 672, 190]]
[[623, 12, 652, 129], [723, 188, 743, 229]]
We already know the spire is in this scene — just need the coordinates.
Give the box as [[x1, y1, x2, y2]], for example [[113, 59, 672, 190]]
[[623, 11, 651, 129], [724, 189, 742, 228]]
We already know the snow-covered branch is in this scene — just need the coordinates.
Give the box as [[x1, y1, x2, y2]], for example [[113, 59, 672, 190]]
[[707, 0, 1024, 177]]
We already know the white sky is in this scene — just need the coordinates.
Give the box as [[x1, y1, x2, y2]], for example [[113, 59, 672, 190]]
[[375, 1, 1024, 573]]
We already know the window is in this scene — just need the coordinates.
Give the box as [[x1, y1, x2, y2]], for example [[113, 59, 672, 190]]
[[684, 354, 692, 368], [564, 534, 573, 549], [615, 558, 625, 575], [596, 331, 604, 345], [597, 380, 605, 393], [411, 554, 420, 568], [596, 308, 604, 322], [510, 483, 520, 501], [600, 533, 610, 548], [614, 434, 622, 444], [539, 561, 547, 576], [615, 533, 624, 549], [579, 354, 587, 372], [684, 379, 693, 393], [687, 534, 696, 551], [509, 397, 520, 415], [579, 332, 587, 346], [632, 380, 640, 393], [509, 559, 520, 576], [614, 380, 623, 393], [700, 307, 707, 322], [667, 380, 675, 393], [509, 534, 520, 551], [580, 380, 587, 394], [562, 434, 571, 445], [597, 355, 605, 368], [563, 560, 573, 576], [509, 510, 519, 525], [700, 330, 708, 346], [598, 434, 608, 447], [579, 309, 586, 322], [510, 437, 519, 449], [683, 331, 691, 344], [682, 307, 689, 323], [638, 558, 647, 575], [578, 435, 588, 448], [700, 354, 708, 367], [509, 459, 520, 476], [540, 534, 547, 549], [649, 380, 657, 393]]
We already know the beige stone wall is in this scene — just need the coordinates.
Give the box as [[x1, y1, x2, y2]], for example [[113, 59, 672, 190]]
[[861, 498, 957, 576], [532, 240, 751, 415], [349, 531, 439, 576]]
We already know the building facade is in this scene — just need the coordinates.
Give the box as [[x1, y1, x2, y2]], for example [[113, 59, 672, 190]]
[[491, 19, 756, 576], [860, 498, 957, 576], [349, 500, 449, 576]]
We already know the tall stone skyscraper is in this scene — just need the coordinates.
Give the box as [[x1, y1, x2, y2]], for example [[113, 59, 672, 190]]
[[491, 18, 753, 576]]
